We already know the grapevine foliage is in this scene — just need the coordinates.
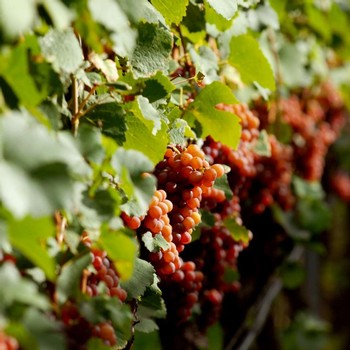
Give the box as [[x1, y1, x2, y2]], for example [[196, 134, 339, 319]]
[[0, 1, 350, 350]]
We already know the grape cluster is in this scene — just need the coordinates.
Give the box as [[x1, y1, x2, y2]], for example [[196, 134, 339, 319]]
[[153, 144, 224, 255], [330, 171, 350, 201], [194, 223, 244, 330], [81, 232, 127, 302], [85, 248, 127, 302], [92, 322, 117, 346], [0, 331, 19, 350], [140, 144, 225, 321], [252, 135, 295, 213], [140, 189, 182, 277], [162, 261, 204, 323], [276, 84, 346, 182], [58, 234, 123, 349]]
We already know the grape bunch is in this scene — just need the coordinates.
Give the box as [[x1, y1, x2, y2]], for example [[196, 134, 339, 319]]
[[252, 135, 295, 213], [276, 83, 346, 182], [57, 233, 124, 349], [81, 232, 127, 302], [330, 171, 350, 201], [152, 144, 224, 257]]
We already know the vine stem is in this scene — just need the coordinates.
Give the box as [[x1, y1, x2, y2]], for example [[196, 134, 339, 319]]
[[71, 82, 99, 136], [267, 28, 284, 137], [224, 245, 304, 350]]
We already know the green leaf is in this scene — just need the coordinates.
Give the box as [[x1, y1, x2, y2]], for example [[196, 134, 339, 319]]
[[76, 124, 105, 164], [89, 52, 119, 83], [142, 232, 170, 253], [189, 46, 219, 84], [84, 102, 127, 144], [89, 0, 137, 57], [99, 228, 137, 280], [168, 117, 196, 145], [184, 81, 241, 149], [131, 22, 173, 77], [7, 216, 56, 281], [214, 173, 233, 200], [124, 112, 169, 166], [223, 217, 250, 244], [253, 130, 271, 156], [112, 148, 156, 216], [305, 4, 331, 42], [133, 331, 162, 350], [181, 2, 206, 43], [135, 318, 159, 333], [40, 0, 74, 30], [39, 28, 84, 74], [0, 263, 50, 310], [57, 253, 92, 304], [80, 297, 133, 349], [0, 112, 89, 217], [121, 258, 155, 299], [142, 71, 175, 103], [207, 323, 224, 350], [151, 0, 189, 25], [133, 96, 163, 135], [296, 199, 331, 234], [0, 44, 47, 107], [206, 0, 237, 20], [279, 42, 311, 88], [0, 0, 36, 42], [229, 34, 275, 90], [280, 262, 306, 289], [22, 308, 66, 350], [205, 1, 233, 31], [272, 206, 310, 241], [293, 177, 324, 200]]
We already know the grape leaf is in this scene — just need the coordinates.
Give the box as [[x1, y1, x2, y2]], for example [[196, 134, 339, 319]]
[[39, 28, 84, 74], [281, 262, 306, 289], [56, 253, 92, 304], [80, 297, 133, 349], [7, 216, 57, 281], [132, 22, 173, 77], [151, 0, 189, 25], [112, 148, 156, 216], [223, 217, 250, 244], [229, 34, 276, 90], [181, 2, 206, 43], [89, 52, 119, 83], [184, 81, 241, 149], [189, 46, 219, 84], [293, 177, 325, 200], [0, 263, 50, 310], [124, 112, 169, 166], [214, 174, 233, 200], [253, 130, 271, 156], [0, 43, 47, 107], [142, 71, 175, 103], [205, 1, 233, 32], [84, 102, 127, 144], [41, 0, 73, 30], [89, 0, 137, 57], [0, 0, 36, 42], [168, 118, 196, 145], [142, 232, 170, 253], [121, 258, 155, 299], [22, 308, 66, 350], [0, 112, 89, 217], [99, 228, 138, 280], [205, 0, 237, 20]]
